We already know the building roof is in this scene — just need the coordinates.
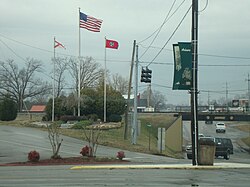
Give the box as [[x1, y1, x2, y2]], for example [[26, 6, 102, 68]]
[[30, 105, 46, 112]]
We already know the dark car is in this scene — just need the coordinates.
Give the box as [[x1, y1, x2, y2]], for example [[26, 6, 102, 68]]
[[186, 137, 233, 160], [215, 137, 233, 160]]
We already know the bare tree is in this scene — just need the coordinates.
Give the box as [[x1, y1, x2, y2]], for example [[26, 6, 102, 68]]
[[51, 57, 68, 97], [151, 90, 167, 111], [110, 73, 128, 95], [47, 123, 63, 159], [0, 59, 50, 111], [141, 89, 167, 111], [68, 56, 103, 91], [82, 127, 102, 157]]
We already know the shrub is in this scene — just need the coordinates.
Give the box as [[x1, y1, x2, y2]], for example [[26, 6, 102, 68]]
[[80, 145, 92, 157], [60, 115, 87, 123], [108, 114, 122, 122], [87, 114, 99, 121], [42, 115, 49, 121], [28, 150, 40, 162], [116, 151, 125, 160], [71, 120, 93, 129]]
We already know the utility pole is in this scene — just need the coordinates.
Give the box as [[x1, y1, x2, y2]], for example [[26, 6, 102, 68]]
[[247, 74, 250, 112], [147, 84, 152, 107], [247, 74, 250, 150], [191, 0, 199, 166], [132, 44, 139, 144], [124, 40, 136, 140], [207, 91, 210, 106], [226, 82, 229, 112]]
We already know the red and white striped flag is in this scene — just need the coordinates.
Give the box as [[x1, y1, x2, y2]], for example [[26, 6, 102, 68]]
[[80, 11, 102, 32]]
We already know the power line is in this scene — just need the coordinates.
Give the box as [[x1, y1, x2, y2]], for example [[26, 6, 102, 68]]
[[1, 33, 250, 66], [147, 5, 192, 67], [199, 53, 250, 60], [139, 0, 177, 59], [140, 60, 250, 67], [0, 38, 27, 63], [138, 0, 187, 44], [151, 82, 248, 95], [198, 0, 209, 13], [139, 44, 250, 60], [0, 33, 52, 54]]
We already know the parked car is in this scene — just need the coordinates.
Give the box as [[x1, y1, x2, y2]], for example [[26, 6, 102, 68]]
[[186, 144, 192, 159], [186, 137, 233, 160], [216, 122, 226, 133]]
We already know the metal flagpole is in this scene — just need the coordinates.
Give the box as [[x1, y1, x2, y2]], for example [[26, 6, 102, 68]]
[[78, 7, 81, 117], [104, 37, 107, 122], [52, 37, 55, 122]]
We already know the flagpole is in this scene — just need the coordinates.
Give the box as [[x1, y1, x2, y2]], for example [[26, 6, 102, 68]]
[[52, 37, 55, 122], [104, 37, 107, 122], [78, 7, 81, 117]]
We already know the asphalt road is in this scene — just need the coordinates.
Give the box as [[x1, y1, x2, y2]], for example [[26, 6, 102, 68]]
[[183, 120, 250, 163], [0, 165, 250, 187]]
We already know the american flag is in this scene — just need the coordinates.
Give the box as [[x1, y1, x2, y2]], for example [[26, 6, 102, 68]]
[[80, 12, 103, 32]]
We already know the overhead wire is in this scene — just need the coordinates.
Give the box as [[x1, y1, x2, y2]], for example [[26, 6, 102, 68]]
[[198, 0, 209, 13], [147, 5, 192, 67], [0, 38, 27, 63], [152, 82, 248, 96], [1, 33, 250, 67], [139, 44, 250, 60], [138, 0, 177, 59], [0, 39, 54, 81], [138, 0, 187, 45]]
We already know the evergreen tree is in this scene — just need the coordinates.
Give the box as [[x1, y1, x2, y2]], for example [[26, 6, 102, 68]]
[[0, 94, 18, 121]]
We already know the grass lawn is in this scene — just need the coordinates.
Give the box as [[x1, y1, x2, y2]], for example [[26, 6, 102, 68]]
[[234, 122, 250, 147]]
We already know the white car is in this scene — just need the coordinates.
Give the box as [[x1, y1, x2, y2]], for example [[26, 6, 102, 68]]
[[216, 122, 226, 133]]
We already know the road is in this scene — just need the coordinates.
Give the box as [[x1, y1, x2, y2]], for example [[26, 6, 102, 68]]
[[0, 124, 250, 186], [183, 121, 250, 163], [0, 165, 250, 186]]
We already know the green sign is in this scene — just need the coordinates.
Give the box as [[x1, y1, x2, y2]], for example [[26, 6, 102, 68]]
[[172, 42, 192, 90]]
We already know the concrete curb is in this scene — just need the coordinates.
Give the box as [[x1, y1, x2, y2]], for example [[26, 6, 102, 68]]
[[70, 163, 250, 170]]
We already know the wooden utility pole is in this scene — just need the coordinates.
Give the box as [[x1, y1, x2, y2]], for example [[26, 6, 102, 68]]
[[124, 40, 136, 140]]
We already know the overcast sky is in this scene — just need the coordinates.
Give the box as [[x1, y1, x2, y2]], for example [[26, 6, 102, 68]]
[[0, 0, 250, 105]]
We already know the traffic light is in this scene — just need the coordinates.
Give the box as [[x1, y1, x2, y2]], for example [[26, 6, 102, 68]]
[[141, 67, 152, 83]]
